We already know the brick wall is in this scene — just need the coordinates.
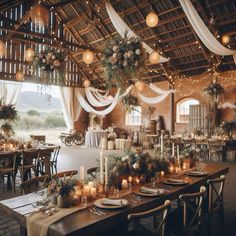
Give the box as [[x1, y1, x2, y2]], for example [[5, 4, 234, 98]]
[[107, 70, 236, 134]]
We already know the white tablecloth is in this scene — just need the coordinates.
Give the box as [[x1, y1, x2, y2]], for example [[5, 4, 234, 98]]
[[85, 130, 107, 148]]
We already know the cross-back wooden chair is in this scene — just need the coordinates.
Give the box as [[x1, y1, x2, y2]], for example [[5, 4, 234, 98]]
[[208, 140, 223, 161], [127, 200, 171, 236], [87, 167, 98, 179], [0, 151, 16, 192], [207, 175, 226, 235], [183, 138, 196, 149], [50, 146, 60, 174], [51, 170, 78, 179], [167, 186, 207, 236], [21, 175, 49, 194], [19, 149, 40, 182]]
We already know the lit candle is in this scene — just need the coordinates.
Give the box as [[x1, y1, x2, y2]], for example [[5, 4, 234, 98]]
[[177, 145, 180, 162], [105, 157, 108, 186], [128, 176, 133, 183], [80, 166, 85, 181], [169, 165, 174, 173], [3, 144, 6, 150], [172, 143, 175, 157], [182, 162, 187, 170], [9, 144, 13, 150], [160, 171, 165, 177], [100, 149, 104, 184], [83, 185, 91, 197], [121, 179, 128, 189], [160, 134, 163, 158], [135, 178, 140, 185], [91, 187, 97, 199]]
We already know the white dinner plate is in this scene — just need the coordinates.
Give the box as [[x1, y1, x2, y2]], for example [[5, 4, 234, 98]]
[[93, 198, 129, 209]]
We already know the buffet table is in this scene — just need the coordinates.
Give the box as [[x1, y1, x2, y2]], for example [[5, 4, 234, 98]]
[[85, 130, 107, 148], [0, 164, 229, 236]]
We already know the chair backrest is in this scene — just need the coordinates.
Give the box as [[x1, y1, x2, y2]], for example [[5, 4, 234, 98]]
[[183, 138, 196, 148], [0, 151, 16, 172], [22, 175, 49, 194], [208, 140, 223, 152], [128, 200, 171, 236], [22, 149, 40, 166], [51, 170, 78, 179], [87, 167, 98, 179], [207, 175, 225, 215], [179, 186, 207, 235], [51, 146, 61, 163]]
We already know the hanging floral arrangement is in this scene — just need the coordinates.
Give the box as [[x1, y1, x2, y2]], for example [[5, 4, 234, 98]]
[[203, 80, 224, 103], [122, 94, 139, 112], [32, 48, 66, 85], [0, 103, 18, 121], [102, 33, 144, 90]]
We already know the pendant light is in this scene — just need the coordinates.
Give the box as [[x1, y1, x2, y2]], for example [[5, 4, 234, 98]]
[[82, 49, 94, 65], [83, 79, 91, 88], [30, 4, 49, 27], [146, 11, 159, 27], [149, 51, 160, 64], [25, 48, 35, 62], [0, 41, 6, 57]]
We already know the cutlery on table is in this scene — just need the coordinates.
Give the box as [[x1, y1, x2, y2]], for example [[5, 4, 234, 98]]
[[88, 207, 103, 216], [132, 194, 142, 201], [92, 207, 106, 215]]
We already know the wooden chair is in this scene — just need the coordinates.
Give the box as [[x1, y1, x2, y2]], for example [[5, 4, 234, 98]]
[[51, 170, 78, 179], [127, 200, 171, 236], [183, 138, 196, 149], [0, 151, 16, 192], [87, 167, 98, 179], [167, 186, 207, 236], [18, 149, 40, 182], [207, 175, 226, 236], [208, 140, 223, 161], [22, 175, 49, 194]]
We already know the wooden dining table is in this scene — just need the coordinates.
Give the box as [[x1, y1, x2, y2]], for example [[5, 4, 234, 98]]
[[0, 164, 229, 236]]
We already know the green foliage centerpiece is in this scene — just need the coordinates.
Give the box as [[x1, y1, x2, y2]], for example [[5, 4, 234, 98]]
[[102, 33, 144, 90]]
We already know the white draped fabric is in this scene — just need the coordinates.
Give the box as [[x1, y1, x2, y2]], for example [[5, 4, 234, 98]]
[[105, 1, 169, 63], [149, 83, 171, 95], [179, 0, 236, 64], [59, 87, 84, 132], [137, 89, 174, 104], [0, 80, 22, 104]]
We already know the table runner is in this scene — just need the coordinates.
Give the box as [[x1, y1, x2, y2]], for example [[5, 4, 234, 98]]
[[27, 206, 84, 236]]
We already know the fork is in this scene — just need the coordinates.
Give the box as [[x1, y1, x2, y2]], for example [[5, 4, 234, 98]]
[[132, 194, 142, 201], [89, 207, 103, 216], [92, 207, 106, 215]]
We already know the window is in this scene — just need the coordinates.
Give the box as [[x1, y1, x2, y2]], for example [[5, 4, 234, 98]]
[[176, 98, 199, 123], [125, 106, 142, 126]]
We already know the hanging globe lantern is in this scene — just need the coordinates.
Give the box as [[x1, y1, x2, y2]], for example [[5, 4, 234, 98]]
[[0, 41, 6, 57], [146, 11, 159, 27], [16, 71, 24, 81], [83, 79, 91, 88], [222, 35, 230, 44], [82, 49, 94, 65], [149, 51, 160, 64], [25, 48, 35, 62], [30, 4, 49, 27], [135, 81, 145, 92]]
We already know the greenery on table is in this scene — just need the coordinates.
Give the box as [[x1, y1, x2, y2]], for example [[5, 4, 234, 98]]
[[102, 32, 144, 90]]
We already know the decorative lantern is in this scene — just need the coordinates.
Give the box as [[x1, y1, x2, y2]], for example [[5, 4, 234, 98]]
[[146, 11, 159, 27], [16, 71, 24, 81], [83, 79, 91, 88], [149, 51, 160, 64], [25, 48, 35, 62], [82, 49, 94, 65], [222, 35, 230, 44], [0, 41, 6, 57], [30, 4, 49, 27], [135, 81, 145, 92]]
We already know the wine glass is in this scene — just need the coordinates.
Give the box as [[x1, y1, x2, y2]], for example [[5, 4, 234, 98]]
[[155, 172, 160, 182], [114, 188, 120, 199], [81, 196, 87, 208], [151, 177, 156, 187]]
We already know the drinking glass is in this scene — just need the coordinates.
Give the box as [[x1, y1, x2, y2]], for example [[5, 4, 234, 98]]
[[81, 196, 87, 208], [114, 188, 120, 199], [155, 172, 160, 181], [151, 177, 156, 187]]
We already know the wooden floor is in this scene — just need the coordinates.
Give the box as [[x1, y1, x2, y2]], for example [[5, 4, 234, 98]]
[[0, 145, 235, 236]]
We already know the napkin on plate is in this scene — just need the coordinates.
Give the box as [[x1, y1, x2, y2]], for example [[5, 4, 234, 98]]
[[168, 178, 185, 183], [140, 187, 164, 195], [101, 198, 125, 206], [189, 171, 206, 175]]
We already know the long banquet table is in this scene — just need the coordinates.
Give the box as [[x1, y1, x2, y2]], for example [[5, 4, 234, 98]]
[[0, 164, 229, 236]]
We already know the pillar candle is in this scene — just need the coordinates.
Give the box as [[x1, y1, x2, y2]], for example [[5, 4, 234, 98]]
[[160, 171, 165, 177], [91, 187, 96, 199], [172, 143, 175, 157], [100, 150, 103, 184], [80, 166, 85, 181], [121, 179, 128, 189], [177, 145, 180, 162], [135, 178, 140, 185], [83, 185, 91, 197], [105, 157, 108, 186]]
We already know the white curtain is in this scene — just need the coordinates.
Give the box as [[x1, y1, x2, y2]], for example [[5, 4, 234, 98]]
[[0, 80, 22, 104], [180, 0, 236, 64], [59, 87, 84, 132], [105, 1, 170, 63]]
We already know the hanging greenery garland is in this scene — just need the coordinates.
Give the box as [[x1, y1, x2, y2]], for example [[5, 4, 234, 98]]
[[102, 33, 144, 90], [122, 94, 139, 112]]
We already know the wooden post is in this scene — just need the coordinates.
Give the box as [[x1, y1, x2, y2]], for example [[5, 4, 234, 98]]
[[169, 92, 175, 135]]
